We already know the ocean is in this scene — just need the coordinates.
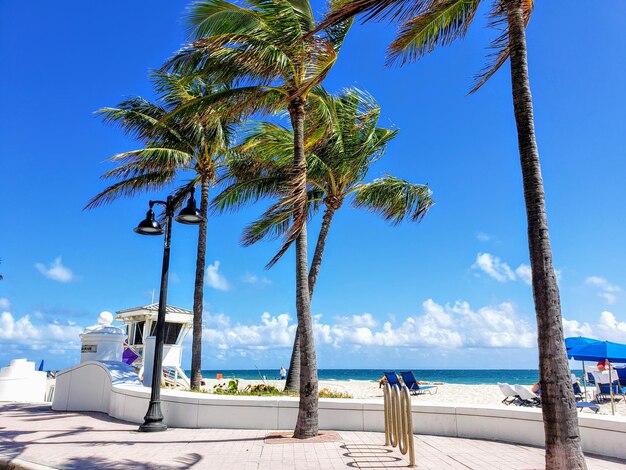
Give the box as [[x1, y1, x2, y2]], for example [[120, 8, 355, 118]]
[[192, 369, 584, 385]]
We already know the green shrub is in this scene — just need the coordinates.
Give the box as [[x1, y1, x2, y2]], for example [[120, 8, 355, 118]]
[[208, 381, 351, 398], [319, 387, 352, 398]]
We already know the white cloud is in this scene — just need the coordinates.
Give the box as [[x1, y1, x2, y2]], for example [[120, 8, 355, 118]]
[[476, 231, 493, 242], [473, 253, 516, 282], [202, 312, 295, 352], [199, 299, 537, 358], [515, 264, 532, 285], [204, 312, 231, 328], [0, 298, 10, 310], [0, 311, 83, 354], [35, 257, 77, 283], [562, 318, 593, 338], [585, 276, 621, 305], [334, 313, 378, 328], [563, 311, 626, 344], [241, 273, 272, 286], [473, 254, 560, 287], [205, 261, 231, 291]]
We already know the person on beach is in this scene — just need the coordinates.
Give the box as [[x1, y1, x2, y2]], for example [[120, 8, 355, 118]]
[[595, 360, 611, 383], [378, 375, 387, 388], [280, 367, 286, 380], [531, 382, 541, 396]]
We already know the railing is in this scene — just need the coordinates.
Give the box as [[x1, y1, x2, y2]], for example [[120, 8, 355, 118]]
[[383, 383, 416, 467], [162, 366, 190, 389]]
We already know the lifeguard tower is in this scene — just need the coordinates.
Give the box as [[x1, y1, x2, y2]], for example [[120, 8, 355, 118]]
[[115, 304, 193, 388]]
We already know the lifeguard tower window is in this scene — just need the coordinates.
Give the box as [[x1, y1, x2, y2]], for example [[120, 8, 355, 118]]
[[149, 322, 182, 345], [133, 321, 145, 345]]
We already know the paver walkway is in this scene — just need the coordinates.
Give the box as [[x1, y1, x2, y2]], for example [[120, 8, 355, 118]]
[[1, 404, 624, 469]]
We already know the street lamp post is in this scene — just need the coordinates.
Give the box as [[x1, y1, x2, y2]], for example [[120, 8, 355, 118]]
[[134, 188, 204, 432]]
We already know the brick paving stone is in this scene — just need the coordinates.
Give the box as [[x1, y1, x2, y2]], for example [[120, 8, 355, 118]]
[[1, 403, 625, 469]]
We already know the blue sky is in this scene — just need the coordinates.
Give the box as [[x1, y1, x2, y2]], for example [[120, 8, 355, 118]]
[[1, 1, 625, 371]]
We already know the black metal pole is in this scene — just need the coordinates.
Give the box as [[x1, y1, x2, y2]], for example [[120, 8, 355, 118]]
[[139, 196, 173, 432]]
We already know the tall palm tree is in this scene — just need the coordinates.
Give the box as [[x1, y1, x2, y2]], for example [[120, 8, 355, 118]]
[[86, 72, 237, 391], [318, 0, 586, 467], [216, 88, 433, 391], [165, 0, 353, 438]]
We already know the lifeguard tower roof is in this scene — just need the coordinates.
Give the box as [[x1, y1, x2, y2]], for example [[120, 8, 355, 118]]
[[115, 303, 192, 325]]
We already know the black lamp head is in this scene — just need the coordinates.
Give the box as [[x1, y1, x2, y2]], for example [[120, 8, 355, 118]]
[[174, 191, 205, 225], [134, 207, 164, 235]]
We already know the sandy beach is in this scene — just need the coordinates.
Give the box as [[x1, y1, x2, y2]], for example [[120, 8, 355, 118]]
[[201, 378, 626, 417]]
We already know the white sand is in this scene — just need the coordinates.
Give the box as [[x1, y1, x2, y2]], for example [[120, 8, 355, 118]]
[[201, 378, 626, 417]]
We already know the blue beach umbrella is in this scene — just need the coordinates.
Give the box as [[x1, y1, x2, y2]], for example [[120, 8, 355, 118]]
[[568, 340, 626, 363], [564, 336, 598, 353], [568, 340, 626, 415], [564, 337, 599, 401]]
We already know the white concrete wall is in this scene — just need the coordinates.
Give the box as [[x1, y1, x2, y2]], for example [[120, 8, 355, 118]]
[[0, 359, 47, 403], [51, 362, 626, 461], [52, 361, 141, 413]]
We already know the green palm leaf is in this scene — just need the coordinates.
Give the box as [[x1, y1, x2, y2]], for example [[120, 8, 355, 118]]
[[353, 175, 433, 223], [387, 0, 481, 65]]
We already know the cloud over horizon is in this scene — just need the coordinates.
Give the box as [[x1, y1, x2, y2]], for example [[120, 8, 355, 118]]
[[585, 276, 621, 305], [563, 310, 626, 343], [472, 253, 561, 286], [205, 261, 231, 291], [0, 309, 83, 355], [198, 299, 538, 361], [241, 273, 272, 286], [35, 257, 77, 283]]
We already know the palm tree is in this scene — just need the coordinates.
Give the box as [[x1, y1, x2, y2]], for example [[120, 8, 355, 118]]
[[216, 88, 433, 391], [86, 72, 237, 391], [318, 0, 586, 467], [165, 0, 353, 438]]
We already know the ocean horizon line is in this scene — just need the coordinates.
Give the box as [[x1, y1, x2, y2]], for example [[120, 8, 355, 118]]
[[187, 368, 583, 385]]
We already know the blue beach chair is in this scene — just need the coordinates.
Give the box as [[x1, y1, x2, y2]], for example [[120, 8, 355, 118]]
[[400, 371, 438, 395], [587, 372, 596, 385], [573, 382, 586, 401], [383, 371, 402, 388], [576, 401, 600, 413], [597, 381, 626, 402]]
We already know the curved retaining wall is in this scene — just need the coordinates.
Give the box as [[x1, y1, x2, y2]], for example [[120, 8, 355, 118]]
[[52, 362, 626, 460]]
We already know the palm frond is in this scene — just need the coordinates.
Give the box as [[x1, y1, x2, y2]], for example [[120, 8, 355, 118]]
[[242, 205, 294, 246], [187, 0, 263, 37], [85, 171, 177, 209], [318, 0, 431, 31], [106, 147, 195, 167], [470, 0, 534, 93], [387, 0, 481, 65], [283, 0, 316, 32], [353, 175, 433, 224], [211, 175, 285, 213], [161, 85, 287, 124]]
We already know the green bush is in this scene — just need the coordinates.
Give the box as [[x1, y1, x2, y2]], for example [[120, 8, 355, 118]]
[[208, 380, 352, 398]]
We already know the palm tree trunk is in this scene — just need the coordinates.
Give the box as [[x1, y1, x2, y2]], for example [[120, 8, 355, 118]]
[[290, 98, 318, 438], [505, 1, 586, 468], [190, 178, 210, 390], [284, 206, 337, 392]]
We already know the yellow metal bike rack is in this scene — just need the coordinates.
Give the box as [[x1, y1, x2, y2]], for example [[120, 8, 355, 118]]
[[383, 383, 416, 467]]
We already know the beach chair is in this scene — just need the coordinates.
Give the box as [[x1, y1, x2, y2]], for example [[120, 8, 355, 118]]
[[383, 371, 402, 388], [573, 382, 586, 401], [399, 371, 437, 395], [576, 401, 600, 413], [514, 385, 541, 407], [596, 381, 626, 402], [587, 372, 596, 385], [615, 366, 626, 383], [498, 383, 519, 405]]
